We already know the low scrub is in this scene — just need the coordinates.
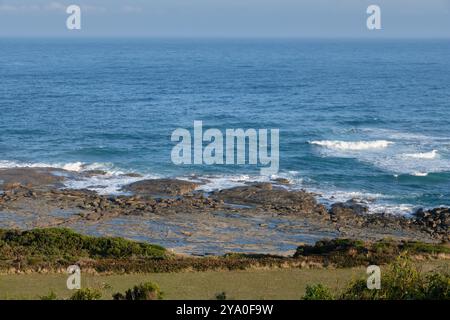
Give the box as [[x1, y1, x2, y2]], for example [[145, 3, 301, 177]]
[[1, 228, 448, 273], [341, 255, 450, 300], [69, 288, 102, 300], [113, 282, 163, 300], [0, 228, 168, 268], [302, 284, 334, 300], [304, 256, 450, 300], [295, 238, 450, 267]]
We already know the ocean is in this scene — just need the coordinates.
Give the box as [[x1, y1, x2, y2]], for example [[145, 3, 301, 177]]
[[1, 38, 450, 214]]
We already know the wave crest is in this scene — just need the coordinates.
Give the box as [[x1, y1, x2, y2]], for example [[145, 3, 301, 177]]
[[310, 140, 393, 151], [403, 150, 438, 160]]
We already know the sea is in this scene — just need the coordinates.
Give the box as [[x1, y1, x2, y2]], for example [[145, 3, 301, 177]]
[[1, 38, 450, 214]]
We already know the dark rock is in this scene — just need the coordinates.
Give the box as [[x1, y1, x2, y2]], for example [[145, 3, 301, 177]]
[[328, 200, 370, 226], [413, 207, 449, 241], [81, 170, 108, 177], [0, 168, 66, 189], [212, 183, 326, 215], [273, 178, 291, 185], [122, 179, 199, 197], [120, 173, 143, 178], [330, 200, 369, 216]]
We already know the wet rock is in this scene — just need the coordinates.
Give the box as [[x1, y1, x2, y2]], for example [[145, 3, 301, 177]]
[[122, 179, 199, 197], [330, 200, 369, 216], [273, 178, 291, 185], [0, 168, 66, 189], [413, 207, 449, 241], [328, 200, 372, 227], [212, 183, 326, 215], [120, 173, 143, 178], [81, 170, 108, 177]]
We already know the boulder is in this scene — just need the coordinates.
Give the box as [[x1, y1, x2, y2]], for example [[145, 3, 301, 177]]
[[0, 167, 66, 189], [122, 179, 199, 197], [212, 183, 327, 215], [413, 207, 449, 241]]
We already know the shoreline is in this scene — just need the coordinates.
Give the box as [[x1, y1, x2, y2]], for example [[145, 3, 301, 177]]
[[0, 167, 448, 256]]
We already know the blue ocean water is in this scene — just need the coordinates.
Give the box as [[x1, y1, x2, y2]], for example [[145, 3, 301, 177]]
[[1, 38, 450, 213]]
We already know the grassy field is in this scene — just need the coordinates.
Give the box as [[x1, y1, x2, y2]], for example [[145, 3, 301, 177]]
[[0, 268, 367, 300], [0, 261, 448, 300]]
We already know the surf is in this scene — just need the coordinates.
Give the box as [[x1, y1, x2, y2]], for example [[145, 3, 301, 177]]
[[309, 140, 394, 151]]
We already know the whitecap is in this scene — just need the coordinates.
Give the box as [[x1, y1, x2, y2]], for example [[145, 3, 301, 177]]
[[403, 150, 438, 160], [412, 172, 429, 177], [310, 140, 394, 151]]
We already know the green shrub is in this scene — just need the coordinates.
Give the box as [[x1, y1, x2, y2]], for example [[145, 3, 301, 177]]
[[302, 284, 334, 300], [402, 242, 450, 255], [40, 291, 58, 300], [294, 238, 450, 268], [341, 255, 450, 300], [0, 228, 168, 265], [423, 272, 450, 299], [69, 288, 102, 300], [215, 292, 227, 300], [113, 282, 163, 300]]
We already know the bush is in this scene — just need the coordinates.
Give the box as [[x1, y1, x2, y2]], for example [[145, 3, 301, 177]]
[[341, 255, 450, 300], [69, 288, 102, 300], [215, 292, 227, 300], [113, 282, 163, 300], [0, 228, 168, 266], [294, 238, 450, 268], [422, 272, 450, 299], [40, 291, 58, 300], [302, 284, 334, 300]]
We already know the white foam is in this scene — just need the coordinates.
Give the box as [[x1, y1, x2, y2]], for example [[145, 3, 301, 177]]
[[412, 172, 429, 177], [63, 173, 158, 195], [305, 187, 415, 215], [190, 174, 270, 192], [369, 203, 416, 215], [0, 160, 114, 172], [403, 150, 438, 160], [372, 154, 450, 177], [310, 140, 393, 151], [0, 160, 156, 195]]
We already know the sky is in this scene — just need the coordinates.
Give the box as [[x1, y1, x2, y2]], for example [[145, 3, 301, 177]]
[[0, 0, 449, 38]]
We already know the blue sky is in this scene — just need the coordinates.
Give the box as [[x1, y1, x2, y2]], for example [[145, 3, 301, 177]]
[[0, 0, 449, 37]]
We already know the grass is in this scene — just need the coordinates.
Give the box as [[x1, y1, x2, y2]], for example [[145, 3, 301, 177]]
[[0, 268, 364, 300], [1, 260, 447, 300]]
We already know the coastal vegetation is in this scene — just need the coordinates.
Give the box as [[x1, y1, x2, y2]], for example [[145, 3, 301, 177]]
[[112, 282, 163, 300], [0, 228, 448, 273], [0, 228, 448, 300], [69, 288, 102, 300], [0, 228, 168, 270], [303, 256, 450, 300]]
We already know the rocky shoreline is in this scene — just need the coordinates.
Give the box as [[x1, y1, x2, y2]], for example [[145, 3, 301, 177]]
[[0, 167, 448, 255]]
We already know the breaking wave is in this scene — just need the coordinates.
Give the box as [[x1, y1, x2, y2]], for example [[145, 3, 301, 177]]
[[310, 140, 394, 151], [403, 150, 438, 160]]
